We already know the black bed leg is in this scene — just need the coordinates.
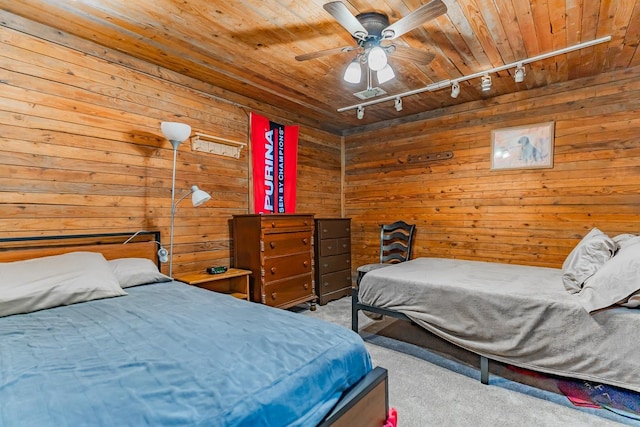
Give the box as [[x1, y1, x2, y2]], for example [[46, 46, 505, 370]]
[[351, 287, 359, 332], [480, 356, 489, 385]]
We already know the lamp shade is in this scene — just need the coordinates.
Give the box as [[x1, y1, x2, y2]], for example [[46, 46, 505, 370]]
[[343, 60, 362, 84], [161, 122, 192, 143], [190, 185, 211, 207], [377, 64, 395, 84], [368, 46, 387, 71]]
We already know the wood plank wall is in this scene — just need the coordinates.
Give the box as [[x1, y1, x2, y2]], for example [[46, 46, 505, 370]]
[[0, 13, 342, 275], [345, 66, 640, 269]]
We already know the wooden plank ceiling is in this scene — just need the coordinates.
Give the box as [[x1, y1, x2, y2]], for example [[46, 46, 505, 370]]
[[2, 0, 639, 135]]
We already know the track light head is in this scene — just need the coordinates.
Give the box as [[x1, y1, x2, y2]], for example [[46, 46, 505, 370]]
[[394, 97, 403, 112], [514, 64, 526, 83], [451, 82, 460, 98], [356, 105, 365, 120], [481, 74, 492, 91]]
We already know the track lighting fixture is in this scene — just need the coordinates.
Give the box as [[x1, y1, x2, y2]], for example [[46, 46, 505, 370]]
[[514, 63, 526, 83], [394, 97, 402, 112], [481, 74, 492, 91], [450, 82, 460, 98], [336, 36, 612, 116]]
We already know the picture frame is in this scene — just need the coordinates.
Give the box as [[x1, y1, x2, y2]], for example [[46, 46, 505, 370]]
[[491, 121, 555, 170]]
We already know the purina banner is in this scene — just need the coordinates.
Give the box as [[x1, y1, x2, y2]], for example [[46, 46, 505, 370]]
[[250, 113, 298, 214]]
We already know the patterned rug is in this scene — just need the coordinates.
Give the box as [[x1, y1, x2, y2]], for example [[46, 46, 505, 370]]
[[508, 365, 640, 421]]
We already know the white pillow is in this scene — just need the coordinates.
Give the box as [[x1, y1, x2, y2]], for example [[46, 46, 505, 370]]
[[109, 258, 171, 288], [574, 239, 640, 313], [0, 251, 126, 317], [613, 234, 640, 250], [561, 228, 616, 294]]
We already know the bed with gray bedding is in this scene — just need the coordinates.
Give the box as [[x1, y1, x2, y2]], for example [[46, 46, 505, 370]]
[[354, 256, 640, 393]]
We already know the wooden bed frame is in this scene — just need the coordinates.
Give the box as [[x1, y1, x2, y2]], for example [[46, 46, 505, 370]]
[[0, 231, 389, 427]]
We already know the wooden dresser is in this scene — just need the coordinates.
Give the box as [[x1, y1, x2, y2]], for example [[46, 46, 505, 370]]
[[232, 214, 317, 310], [314, 218, 352, 305]]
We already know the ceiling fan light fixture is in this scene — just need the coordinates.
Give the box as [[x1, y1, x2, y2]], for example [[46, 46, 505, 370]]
[[481, 74, 492, 91], [377, 64, 395, 84], [368, 46, 388, 71], [514, 64, 526, 82], [451, 82, 460, 98], [343, 59, 362, 83]]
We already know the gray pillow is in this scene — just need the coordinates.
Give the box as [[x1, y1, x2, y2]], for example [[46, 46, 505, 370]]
[[0, 251, 126, 317], [109, 258, 172, 288], [562, 228, 616, 294], [574, 239, 640, 312]]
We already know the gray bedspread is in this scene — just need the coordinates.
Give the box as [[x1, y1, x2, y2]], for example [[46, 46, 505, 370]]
[[359, 257, 640, 392]]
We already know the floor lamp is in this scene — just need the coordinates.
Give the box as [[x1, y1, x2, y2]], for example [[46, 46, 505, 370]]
[[161, 122, 211, 277]]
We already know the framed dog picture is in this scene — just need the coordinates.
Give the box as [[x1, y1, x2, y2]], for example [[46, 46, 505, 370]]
[[491, 122, 555, 170]]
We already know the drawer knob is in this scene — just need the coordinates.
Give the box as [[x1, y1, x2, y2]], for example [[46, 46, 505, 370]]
[[323, 229, 328, 233], [270, 241, 276, 249], [271, 222, 276, 228], [323, 282, 329, 287], [304, 220, 309, 225], [302, 238, 308, 245], [303, 283, 309, 290], [342, 243, 347, 248], [346, 227, 350, 232], [327, 245, 333, 250], [323, 263, 329, 268], [271, 292, 277, 300], [270, 267, 277, 274], [346, 260, 351, 265], [303, 261, 308, 268]]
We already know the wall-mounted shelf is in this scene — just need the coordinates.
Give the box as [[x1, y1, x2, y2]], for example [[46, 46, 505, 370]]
[[191, 132, 246, 159]]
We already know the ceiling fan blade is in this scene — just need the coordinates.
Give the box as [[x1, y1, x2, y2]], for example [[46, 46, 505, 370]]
[[323, 1, 368, 40], [295, 46, 359, 61], [390, 45, 436, 65], [381, 0, 447, 40]]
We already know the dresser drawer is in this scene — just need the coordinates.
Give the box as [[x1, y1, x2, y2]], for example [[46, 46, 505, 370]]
[[263, 232, 312, 257], [317, 253, 351, 275], [262, 216, 313, 232], [318, 270, 351, 294], [263, 274, 313, 307], [318, 220, 351, 239], [319, 238, 351, 256], [264, 252, 312, 280]]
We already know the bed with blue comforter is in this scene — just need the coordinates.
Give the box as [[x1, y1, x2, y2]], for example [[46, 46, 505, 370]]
[[0, 280, 372, 426]]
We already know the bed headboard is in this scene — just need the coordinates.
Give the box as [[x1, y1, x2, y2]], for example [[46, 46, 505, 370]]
[[0, 231, 162, 266]]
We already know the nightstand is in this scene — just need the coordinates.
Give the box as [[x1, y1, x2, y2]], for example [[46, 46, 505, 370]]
[[174, 268, 251, 300]]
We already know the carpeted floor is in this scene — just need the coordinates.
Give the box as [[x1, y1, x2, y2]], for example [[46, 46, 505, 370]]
[[299, 297, 638, 427]]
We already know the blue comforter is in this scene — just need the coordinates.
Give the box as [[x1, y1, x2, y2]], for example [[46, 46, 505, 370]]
[[0, 281, 371, 426]]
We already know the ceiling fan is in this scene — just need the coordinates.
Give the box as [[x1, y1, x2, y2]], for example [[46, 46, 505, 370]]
[[295, 0, 447, 86]]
